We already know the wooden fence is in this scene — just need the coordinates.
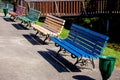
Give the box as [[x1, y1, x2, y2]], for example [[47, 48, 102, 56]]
[[83, 0, 120, 15], [22, 0, 84, 17], [20, 0, 120, 17]]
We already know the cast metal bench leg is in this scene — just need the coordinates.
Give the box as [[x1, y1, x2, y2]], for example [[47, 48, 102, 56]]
[[56, 47, 63, 57], [21, 21, 24, 25], [13, 17, 17, 21], [26, 22, 31, 28], [35, 31, 39, 36], [25, 22, 30, 27], [43, 35, 50, 43], [55, 43, 59, 47], [10, 15, 12, 18], [74, 57, 82, 65], [91, 59, 95, 69]]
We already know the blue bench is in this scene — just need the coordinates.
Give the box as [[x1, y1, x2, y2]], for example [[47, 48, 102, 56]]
[[51, 24, 109, 68], [18, 8, 40, 27]]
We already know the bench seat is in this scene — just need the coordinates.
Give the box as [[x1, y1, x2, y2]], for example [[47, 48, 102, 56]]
[[51, 38, 98, 59], [32, 24, 57, 36], [18, 16, 33, 22]]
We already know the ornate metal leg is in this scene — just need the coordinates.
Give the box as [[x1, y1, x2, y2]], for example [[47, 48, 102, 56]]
[[56, 47, 63, 57], [81, 59, 88, 66], [91, 59, 95, 68], [10, 15, 12, 18], [74, 58, 79, 65], [55, 43, 59, 47], [25, 22, 29, 27], [35, 31, 39, 36], [74, 57, 82, 65], [13, 17, 16, 21], [29, 22, 31, 27], [43, 35, 50, 43], [63, 49, 66, 54], [21, 21, 23, 24]]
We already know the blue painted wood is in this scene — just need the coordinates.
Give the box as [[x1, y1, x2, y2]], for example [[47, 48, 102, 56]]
[[51, 37, 96, 59], [51, 24, 109, 58], [51, 24, 109, 67], [66, 24, 109, 56]]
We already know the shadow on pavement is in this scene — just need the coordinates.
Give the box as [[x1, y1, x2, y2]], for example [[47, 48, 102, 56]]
[[38, 49, 81, 72], [23, 33, 46, 45], [12, 23, 29, 30], [3, 17, 14, 22], [72, 75, 95, 80]]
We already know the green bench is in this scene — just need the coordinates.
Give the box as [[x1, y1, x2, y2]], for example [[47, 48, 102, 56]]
[[18, 8, 40, 27]]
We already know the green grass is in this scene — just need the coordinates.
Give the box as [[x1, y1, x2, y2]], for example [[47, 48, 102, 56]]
[[103, 47, 120, 68], [36, 21, 43, 26], [59, 28, 69, 39]]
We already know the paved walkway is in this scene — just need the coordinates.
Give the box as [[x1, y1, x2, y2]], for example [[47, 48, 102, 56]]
[[0, 13, 120, 80]]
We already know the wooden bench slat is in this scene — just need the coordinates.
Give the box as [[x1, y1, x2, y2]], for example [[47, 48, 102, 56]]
[[32, 24, 48, 35], [42, 25, 58, 33], [44, 15, 65, 32], [45, 20, 62, 29], [47, 14, 65, 23], [70, 28, 107, 55], [71, 24, 109, 40], [69, 33, 104, 51], [45, 19, 63, 29], [45, 24, 63, 33], [46, 16, 65, 25], [66, 37, 101, 56], [70, 25, 108, 43], [51, 37, 97, 59], [68, 25, 108, 52]]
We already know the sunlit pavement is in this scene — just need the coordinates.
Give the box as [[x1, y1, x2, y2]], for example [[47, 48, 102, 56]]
[[0, 13, 120, 80]]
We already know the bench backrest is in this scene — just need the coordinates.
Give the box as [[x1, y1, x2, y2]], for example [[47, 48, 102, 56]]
[[65, 24, 109, 57], [27, 8, 41, 22], [15, 5, 26, 15], [44, 14, 65, 35]]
